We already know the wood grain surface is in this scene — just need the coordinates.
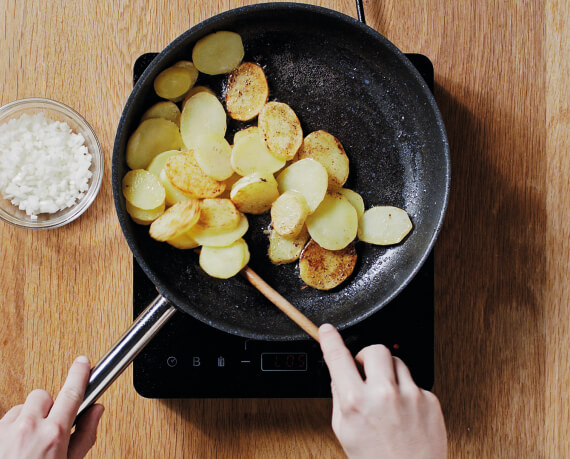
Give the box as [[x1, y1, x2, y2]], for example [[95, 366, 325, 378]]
[[0, 0, 568, 457]]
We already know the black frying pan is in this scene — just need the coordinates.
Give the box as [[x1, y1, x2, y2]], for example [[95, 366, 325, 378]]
[[78, 2, 450, 417]]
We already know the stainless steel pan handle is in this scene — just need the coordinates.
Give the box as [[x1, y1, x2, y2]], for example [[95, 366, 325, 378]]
[[76, 295, 176, 419]]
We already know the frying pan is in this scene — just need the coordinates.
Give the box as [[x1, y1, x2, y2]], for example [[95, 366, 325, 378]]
[[77, 2, 450, 418]]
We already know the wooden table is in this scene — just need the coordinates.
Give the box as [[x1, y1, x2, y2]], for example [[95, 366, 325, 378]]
[[1, 0, 568, 457]]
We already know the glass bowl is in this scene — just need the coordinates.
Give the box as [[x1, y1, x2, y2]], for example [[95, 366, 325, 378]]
[[0, 98, 104, 229]]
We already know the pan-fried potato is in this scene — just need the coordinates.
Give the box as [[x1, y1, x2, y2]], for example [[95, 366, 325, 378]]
[[165, 150, 225, 198], [268, 226, 309, 265], [147, 150, 180, 177], [305, 192, 358, 250], [141, 101, 181, 126], [199, 238, 250, 279], [182, 85, 215, 109], [153, 65, 195, 101], [126, 201, 165, 225], [220, 173, 242, 199], [159, 168, 195, 205], [231, 128, 285, 176], [198, 198, 240, 230], [338, 188, 365, 219], [180, 92, 227, 149], [193, 135, 234, 181], [192, 31, 244, 75], [122, 169, 166, 210], [166, 231, 199, 250], [298, 130, 349, 189], [258, 102, 303, 160], [126, 118, 182, 170], [233, 126, 259, 145], [149, 199, 201, 241], [276, 158, 328, 213], [188, 213, 248, 247], [299, 240, 357, 290], [173, 61, 199, 84], [230, 173, 279, 214], [357, 206, 412, 245], [270, 191, 309, 238], [226, 62, 269, 121]]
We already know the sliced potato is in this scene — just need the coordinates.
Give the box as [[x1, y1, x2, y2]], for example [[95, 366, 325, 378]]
[[305, 192, 358, 250], [149, 199, 201, 241], [126, 201, 165, 225], [338, 188, 365, 219], [299, 240, 357, 290], [270, 191, 309, 238], [147, 150, 180, 177], [122, 169, 166, 210], [276, 158, 328, 213], [199, 238, 249, 279], [180, 92, 227, 149], [188, 213, 248, 247], [198, 198, 240, 230], [141, 101, 181, 126], [126, 118, 182, 170], [231, 128, 285, 176], [164, 150, 225, 198], [233, 126, 259, 145], [220, 173, 242, 199], [193, 135, 234, 181], [230, 173, 279, 214], [182, 85, 215, 109], [166, 231, 199, 249], [226, 62, 269, 121], [159, 168, 195, 206], [268, 226, 309, 265], [192, 31, 244, 75], [298, 130, 349, 189], [357, 206, 412, 245], [173, 61, 199, 85], [153, 65, 194, 101], [258, 102, 303, 160]]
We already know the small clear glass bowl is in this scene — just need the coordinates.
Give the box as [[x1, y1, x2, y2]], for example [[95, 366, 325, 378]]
[[0, 98, 103, 229]]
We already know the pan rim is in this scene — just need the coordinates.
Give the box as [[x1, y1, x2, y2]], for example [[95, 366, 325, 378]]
[[112, 2, 450, 340]]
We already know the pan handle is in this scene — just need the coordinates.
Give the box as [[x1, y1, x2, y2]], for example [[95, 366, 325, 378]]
[[76, 295, 177, 420]]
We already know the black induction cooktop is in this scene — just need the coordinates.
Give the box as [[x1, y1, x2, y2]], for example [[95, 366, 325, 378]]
[[131, 52, 436, 398]]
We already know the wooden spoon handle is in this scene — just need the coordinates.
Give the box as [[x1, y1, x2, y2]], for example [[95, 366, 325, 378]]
[[242, 266, 320, 342]]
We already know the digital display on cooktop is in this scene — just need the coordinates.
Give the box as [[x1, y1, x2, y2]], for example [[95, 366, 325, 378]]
[[261, 352, 308, 372]]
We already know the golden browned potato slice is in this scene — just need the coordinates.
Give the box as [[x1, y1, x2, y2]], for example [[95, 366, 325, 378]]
[[299, 240, 357, 290], [159, 168, 195, 206], [126, 118, 182, 170], [146, 150, 180, 177], [298, 130, 349, 189], [180, 92, 227, 149], [192, 31, 244, 75], [182, 85, 215, 109], [153, 65, 195, 101], [276, 158, 328, 212], [193, 135, 234, 181], [141, 101, 181, 126], [122, 169, 166, 210], [270, 191, 309, 238], [166, 231, 199, 249], [258, 102, 303, 160], [230, 173, 279, 214], [338, 188, 365, 219], [305, 191, 358, 250], [188, 213, 248, 247], [199, 238, 250, 279], [126, 201, 165, 225], [268, 226, 309, 265], [198, 198, 240, 230], [357, 206, 412, 245], [149, 199, 201, 241], [231, 128, 285, 176], [226, 62, 269, 121], [164, 150, 225, 198]]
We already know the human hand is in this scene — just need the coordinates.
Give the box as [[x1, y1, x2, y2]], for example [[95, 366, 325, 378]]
[[0, 356, 104, 459], [319, 324, 447, 459]]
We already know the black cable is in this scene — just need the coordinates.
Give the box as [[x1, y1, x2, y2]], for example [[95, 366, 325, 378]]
[[355, 0, 366, 24]]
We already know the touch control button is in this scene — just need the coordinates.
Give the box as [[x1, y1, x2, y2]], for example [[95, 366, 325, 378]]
[[166, 356, 178, 367]]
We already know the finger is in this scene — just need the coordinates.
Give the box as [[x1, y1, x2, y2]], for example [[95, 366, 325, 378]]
[[0, 404, 24, 423], [67, 404, 104, 459], [354, 345, 396, 385], [48, 356, 91, 430], [330, 381, 342, 434], [393, 356, 418, 392], [319, 324, 363, 393], [20, 389, 54, 419]]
